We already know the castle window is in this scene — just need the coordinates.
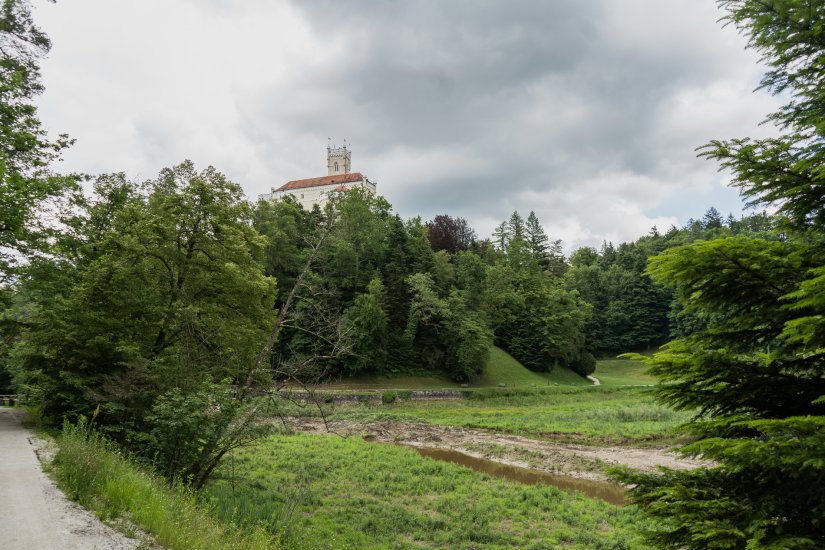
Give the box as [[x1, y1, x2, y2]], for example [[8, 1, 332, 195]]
[[334, 161, 339, 172], [301, 193, 304, 199]]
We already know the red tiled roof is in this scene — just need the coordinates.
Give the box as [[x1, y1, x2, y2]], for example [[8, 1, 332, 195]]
[[276, 172, 364, 192]]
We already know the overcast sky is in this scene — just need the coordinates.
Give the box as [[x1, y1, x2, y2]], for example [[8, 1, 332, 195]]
[[33, 0, 781, 250]]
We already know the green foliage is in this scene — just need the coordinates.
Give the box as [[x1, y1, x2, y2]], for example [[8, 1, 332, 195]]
[[9, 162, 276, 443], [405, 273, 493, 381], [485, 262, 589, 372], [381, 391, 397, 404], [147, 382, 273, 489], [252, 196, 311, 302], [614, 3, 825, 547], [345, 276, 389, 374], [0, 0, 76, 277], [571, 351, 597, 377], [0, 0, 77, 389], [53, 418, 275, 549]]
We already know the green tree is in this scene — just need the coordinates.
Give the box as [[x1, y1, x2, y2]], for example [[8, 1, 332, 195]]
[[525, 211, 549, 265], [0, 0, 75, 277], [10, 162, 276, 432], [405, 273, 491, 381], [345, 277, 389, 374], [0, 0, 76, 390], [701, 206, 723, 230], [616, 2, 825, 547], [492, 221, 510, 250], [252, 195, 311, 303], [507, 211, 525, 241], [485, 256, 589, 373]]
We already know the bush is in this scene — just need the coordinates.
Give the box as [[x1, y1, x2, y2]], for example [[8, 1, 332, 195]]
[[381, 391, 397, 404], [570, 352, 597, 377], [146, 381, 271, 488]]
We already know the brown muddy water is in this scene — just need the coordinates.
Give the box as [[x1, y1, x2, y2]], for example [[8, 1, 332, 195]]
[[412, 446, 627, 506]]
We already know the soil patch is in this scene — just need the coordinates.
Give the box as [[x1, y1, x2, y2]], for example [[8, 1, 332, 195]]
[[289, 417, 707, 482]]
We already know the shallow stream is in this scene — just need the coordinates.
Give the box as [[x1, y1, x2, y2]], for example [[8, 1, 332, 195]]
[[411, 446, 627, 506]]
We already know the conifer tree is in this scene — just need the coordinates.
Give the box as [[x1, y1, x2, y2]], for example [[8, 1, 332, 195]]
[[615, 2, 825, 547], [508, 211, 525, 241], [701, 206, 723, 229], [492, 221, 510, 250], [525, 211, 550, 268]]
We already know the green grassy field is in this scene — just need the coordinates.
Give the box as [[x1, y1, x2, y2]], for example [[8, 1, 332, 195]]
[[52, 420, 274, 549], [335, 386, 688, 445], [203, 350, 671, 547], [208, 434, 647, 549], [288, 351, 680, 445], [594, 358, 656, 387]]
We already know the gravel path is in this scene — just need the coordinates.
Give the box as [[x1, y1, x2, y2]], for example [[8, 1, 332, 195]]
[[0, 407, 141, 550]]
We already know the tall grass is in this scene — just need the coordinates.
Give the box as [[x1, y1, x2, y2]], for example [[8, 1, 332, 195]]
[[208, 434, 647, 548], [52, 418, 276, 550]]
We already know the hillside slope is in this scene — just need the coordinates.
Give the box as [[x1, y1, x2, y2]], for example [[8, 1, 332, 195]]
[[319, 346, 591, 390]]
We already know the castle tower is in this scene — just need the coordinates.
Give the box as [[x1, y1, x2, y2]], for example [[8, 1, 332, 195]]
[[327, 144, 351, 175]]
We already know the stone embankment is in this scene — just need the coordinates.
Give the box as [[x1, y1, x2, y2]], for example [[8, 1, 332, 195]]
[[278, 389, 464, 403]]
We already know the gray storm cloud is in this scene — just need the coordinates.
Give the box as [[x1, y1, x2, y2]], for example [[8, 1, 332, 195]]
[[35, 0, 781, 249]]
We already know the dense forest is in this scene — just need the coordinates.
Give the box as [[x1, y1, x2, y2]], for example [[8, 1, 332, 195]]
[[0, 155, 778, 426]]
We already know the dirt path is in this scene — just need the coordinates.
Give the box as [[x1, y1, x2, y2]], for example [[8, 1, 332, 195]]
[[291, 417, 707, 481], [0, 408, 141, 550]]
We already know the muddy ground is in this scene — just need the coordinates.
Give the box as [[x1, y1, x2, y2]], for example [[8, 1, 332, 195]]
[[290, 417, 707, 482]]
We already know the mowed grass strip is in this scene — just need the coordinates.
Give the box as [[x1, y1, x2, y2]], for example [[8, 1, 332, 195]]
[[208, 434, 647, 549], [593, 358, 657, 387]]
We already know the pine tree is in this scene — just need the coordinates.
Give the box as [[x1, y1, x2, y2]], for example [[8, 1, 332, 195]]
[[525, 211, 550, 269], [492, 221, 510, 250], [508, 211, 525, 241], [701, 206, 723, 229]]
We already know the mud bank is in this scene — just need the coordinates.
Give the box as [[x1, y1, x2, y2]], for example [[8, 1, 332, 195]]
[[290, 417, 707, 482]]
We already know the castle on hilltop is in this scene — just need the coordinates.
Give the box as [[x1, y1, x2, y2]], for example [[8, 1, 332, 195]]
[[259, 144, 377, 210]]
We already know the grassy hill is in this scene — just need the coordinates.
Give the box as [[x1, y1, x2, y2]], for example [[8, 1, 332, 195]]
[[317, 346, 592, 391], [475, 347, 591, 388], [593, 357, 656, 387]]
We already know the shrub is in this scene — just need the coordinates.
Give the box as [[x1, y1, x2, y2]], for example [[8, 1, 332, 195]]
[[570, 352, 597, 377], [381, 391, 397, 404]]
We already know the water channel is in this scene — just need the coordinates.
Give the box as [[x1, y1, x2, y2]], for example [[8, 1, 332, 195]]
[[411, 446, 627, 506]]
